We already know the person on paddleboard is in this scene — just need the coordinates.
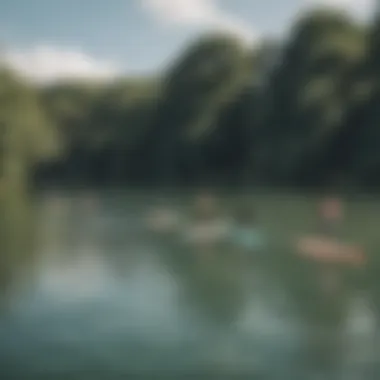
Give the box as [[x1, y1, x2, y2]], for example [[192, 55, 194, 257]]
[[230, 203, 265, 256], [183, 191, 231, 253], [297, 196, 365, 266]]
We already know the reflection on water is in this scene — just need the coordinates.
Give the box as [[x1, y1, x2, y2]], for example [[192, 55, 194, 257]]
[[0, 191, 379, 379]]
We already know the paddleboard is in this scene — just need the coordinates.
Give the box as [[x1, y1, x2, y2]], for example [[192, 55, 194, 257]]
[[296, 236, 365, 266]]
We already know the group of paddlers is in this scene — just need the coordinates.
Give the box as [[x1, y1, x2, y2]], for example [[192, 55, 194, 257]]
[[146, 191, 364, 263]]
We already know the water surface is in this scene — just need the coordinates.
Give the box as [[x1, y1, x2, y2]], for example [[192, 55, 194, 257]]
[[0, 190, 379, 379]]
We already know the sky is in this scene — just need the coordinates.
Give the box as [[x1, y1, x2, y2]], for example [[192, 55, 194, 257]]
[[0, 0, 376, 83]]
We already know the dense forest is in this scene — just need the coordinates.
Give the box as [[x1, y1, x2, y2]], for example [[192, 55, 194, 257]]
[[2, 9, 380, 193]]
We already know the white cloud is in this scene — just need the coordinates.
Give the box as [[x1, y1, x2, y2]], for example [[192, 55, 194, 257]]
[[0, 45, 121, 84], [142, 0, 257, 43], [304, 0, 375, 20]]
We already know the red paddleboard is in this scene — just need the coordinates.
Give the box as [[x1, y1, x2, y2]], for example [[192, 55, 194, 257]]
[[296, 236, 366, 266]]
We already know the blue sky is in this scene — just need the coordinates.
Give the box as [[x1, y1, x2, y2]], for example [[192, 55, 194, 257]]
[[0, 0, 374, 82]]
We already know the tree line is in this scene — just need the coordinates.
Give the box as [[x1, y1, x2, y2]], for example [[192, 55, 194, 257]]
[[2, 8, 380, 192]]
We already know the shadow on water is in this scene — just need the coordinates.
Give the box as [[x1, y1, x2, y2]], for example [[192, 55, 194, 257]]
[[0, 189, 379, 379]]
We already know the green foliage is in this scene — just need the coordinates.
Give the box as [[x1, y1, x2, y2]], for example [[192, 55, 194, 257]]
[[2, 8, 380, 189], [0, 67, 57, 187]]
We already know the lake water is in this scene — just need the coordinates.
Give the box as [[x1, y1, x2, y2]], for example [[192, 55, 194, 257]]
[[0, 190, 379, 379]]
